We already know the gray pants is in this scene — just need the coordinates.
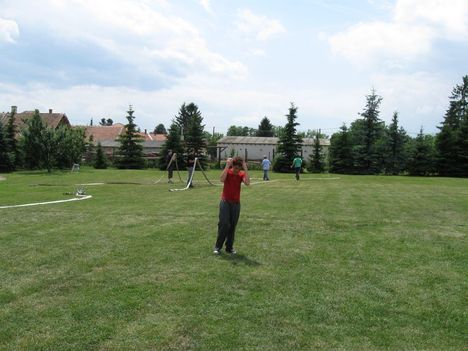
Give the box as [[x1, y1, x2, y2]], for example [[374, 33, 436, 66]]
[[215, 200, 240, 251]]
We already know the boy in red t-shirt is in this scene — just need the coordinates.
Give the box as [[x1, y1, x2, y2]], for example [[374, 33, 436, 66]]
[[214, 156, 250, 254]]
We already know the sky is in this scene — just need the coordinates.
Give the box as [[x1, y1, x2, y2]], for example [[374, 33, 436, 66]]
[[1, 0, 467, 136]]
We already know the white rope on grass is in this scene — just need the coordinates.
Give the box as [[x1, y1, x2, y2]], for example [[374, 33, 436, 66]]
[[169, 157, 199, 192], [0, 195, 92, 209]]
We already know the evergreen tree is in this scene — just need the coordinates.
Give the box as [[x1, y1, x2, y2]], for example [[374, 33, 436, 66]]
[[436, 75, 468, 176], [184, 103, 207, 167], [354, 89, 384, 174], [274, 103, 303, 172], [384, 112, 407, 175], [307, 131, 325, 173], [329, 124, 353, 174], [407, 128, 435, 176], [0, 120, 14, 172], [227, 125, 255, 136], [256, 117, 274, 137], [175, 103, 191, 139], [159, 122, 185, 170], [20, 109, 45, 169], [154, 123, 167, 134], [94, 142, 108, 169], [457, 113, 468, 176], [116, 106, 145, 169], [6, 110, 18, 169], [41, 128, 57, 173]]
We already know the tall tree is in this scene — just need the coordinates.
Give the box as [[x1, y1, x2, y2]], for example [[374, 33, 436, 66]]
[[20, 109, 45, 169], [329, 124, 353, 174], [6, 110, 19, 169], [407, 128, 435, 176], [307, 131, 325, 173], [116, 106, 145, 169], [457, 112, 468, 176], [274, 103, 303, 172], [41, 128, 57, 173], [384, 112, 408, 175], [184, 103, 207, 166], [354, 89, 384, 174], [256, 117, 274, 137], [154, 123, 167, 134], [159, 121, 185, 170], [436, 75, 468, 176], [0, 120, 14, 172], [174, 103, 191, 139]]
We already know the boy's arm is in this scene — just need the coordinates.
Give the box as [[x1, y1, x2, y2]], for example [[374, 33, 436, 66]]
[[220, 158, 232, 182], [242, 161, 250, 186]]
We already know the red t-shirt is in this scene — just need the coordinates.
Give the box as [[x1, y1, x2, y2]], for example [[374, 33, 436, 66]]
[[221, 169, 245, 203]]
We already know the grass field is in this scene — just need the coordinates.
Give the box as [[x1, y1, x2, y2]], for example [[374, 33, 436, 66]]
[[0, 168, 467, 350]]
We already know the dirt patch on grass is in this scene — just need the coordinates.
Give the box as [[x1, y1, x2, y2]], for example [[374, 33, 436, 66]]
[[0, 176, 5, 181]]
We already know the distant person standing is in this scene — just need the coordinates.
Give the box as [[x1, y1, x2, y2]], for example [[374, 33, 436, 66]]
[[214, 156, 250, 255], [292, 155, 302, 181], [166, 149, 175, 183], [261, 155, 271, 181], [186, 154, 195, 188]]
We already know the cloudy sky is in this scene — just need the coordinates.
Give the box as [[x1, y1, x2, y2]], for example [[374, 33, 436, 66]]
[[1, 0, 467, 135]]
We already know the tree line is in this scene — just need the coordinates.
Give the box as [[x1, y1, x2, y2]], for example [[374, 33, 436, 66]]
[[328, 76, 468, 177], [1, 75, 466, 176]]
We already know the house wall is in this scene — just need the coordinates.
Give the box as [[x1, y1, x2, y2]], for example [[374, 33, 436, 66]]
[[220, 143, 329, 161]]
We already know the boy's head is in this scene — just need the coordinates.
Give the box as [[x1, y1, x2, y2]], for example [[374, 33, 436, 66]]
[[231, 156, 243, 173]]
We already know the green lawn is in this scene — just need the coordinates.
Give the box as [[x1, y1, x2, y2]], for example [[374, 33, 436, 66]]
[[0, 168, 466, 350]]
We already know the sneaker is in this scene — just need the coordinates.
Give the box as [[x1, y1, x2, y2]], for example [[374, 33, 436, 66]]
[[226, 249, 237, 255], [213, 248, 221, 255]]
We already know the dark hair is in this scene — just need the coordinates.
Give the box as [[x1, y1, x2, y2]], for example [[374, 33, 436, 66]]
[[232, 156, 243, 167]]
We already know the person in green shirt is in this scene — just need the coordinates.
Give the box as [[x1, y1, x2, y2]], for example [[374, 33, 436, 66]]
[[291, 156, 302, 181]]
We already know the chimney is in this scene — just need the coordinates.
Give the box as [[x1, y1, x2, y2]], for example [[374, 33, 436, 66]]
[[49, 109, 53, 114], [11, 106, 17, 114], [144, 129, 147, 134]]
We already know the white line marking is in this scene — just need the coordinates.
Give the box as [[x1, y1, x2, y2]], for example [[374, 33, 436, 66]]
[[0, 195, 92, 209]]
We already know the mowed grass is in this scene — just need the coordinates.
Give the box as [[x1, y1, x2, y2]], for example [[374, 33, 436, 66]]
[[0, 168, 466, 350]]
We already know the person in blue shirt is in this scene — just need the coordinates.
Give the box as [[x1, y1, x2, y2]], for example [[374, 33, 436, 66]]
[[261, 155, 271, 181]]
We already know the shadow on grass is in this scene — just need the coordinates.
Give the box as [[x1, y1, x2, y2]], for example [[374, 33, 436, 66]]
[[218, 253, 261, 267]]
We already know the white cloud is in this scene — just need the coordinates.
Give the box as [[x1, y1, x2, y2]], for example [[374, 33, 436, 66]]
[[2, 0, 246, 79], [328, 0, 468, 66], [236, 9, 286, 41], [199, 0, 214, 15], [0, 18, 19, 43]]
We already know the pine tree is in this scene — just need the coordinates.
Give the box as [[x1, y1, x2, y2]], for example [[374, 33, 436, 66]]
[[307, 131, 325, 173], [354, 89, 384, 174], [175, 103, 191, 140], [457, 113, 468, 176], [159, 122, 184, 170], [407, 128, 435, 176], [274, 103, 303, 172], [184, 103, 207, 167], [436, 75, 468, 176], [384, 112, 407, 175], [256, 117, 274, 137], [329, 124, 353, 174], [94, 142, 108, 169], [0, 120, 14, 172], [20, 109, 45, 169], [6, 110, 18, 169], [116, 106, 145, 169]]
